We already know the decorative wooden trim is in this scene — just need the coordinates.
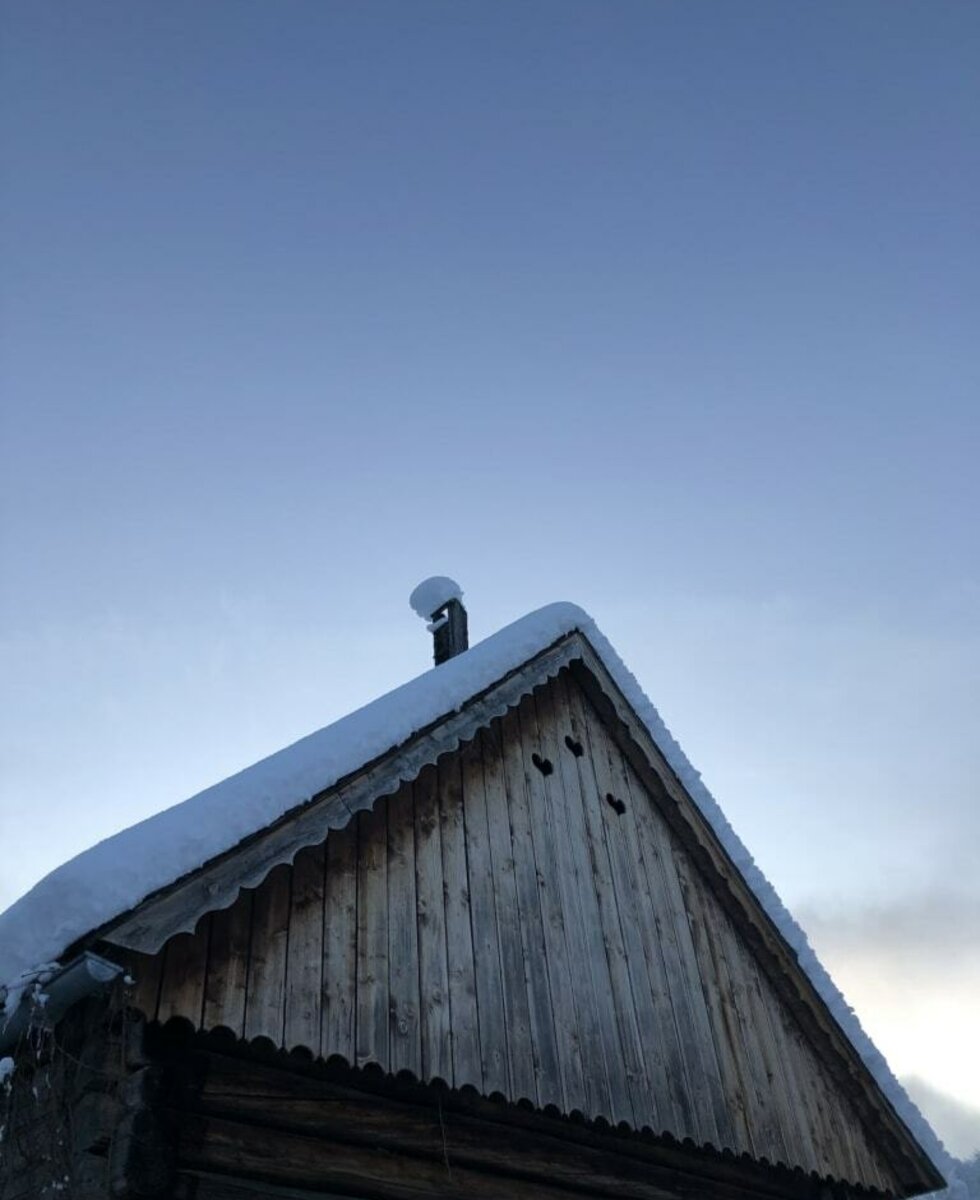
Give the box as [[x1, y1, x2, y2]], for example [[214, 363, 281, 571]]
[[99, 636, 582, 956], [91, 629, 942, 1196]]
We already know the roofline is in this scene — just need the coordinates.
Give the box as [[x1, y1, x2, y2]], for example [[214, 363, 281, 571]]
[[87, 628, 943, 1194], [2, 602, 947, 1194], [91, 631, 585, 956], [566, 646, 946, 1197]]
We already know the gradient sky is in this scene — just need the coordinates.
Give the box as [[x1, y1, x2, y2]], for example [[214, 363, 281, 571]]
[[2, 1, 978, 1158]]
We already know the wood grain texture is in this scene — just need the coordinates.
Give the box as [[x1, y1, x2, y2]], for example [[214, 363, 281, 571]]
[[438, 753, 481, 1089], [499, 705, 559, 1108], [132, 670, 907, 1192], [518, 687, 587, 1114], [560, 672, 653, 1130], [595, 713, 693, 1136], [203, 891, 252, 1037], [127, 948, 165, 1023], [243, 864, 291, 1044], [538, 680, 617, 1120], [386, 781, 421, 1076], [158, 919, 209, 1027], [355, 802, 388, 1070], [481, 721, 537, 1105], [283, 842, 324, 1052], [413, 765, 452, 1083], [321, 818, 357, 1062], [461, 732, 509, 1096]]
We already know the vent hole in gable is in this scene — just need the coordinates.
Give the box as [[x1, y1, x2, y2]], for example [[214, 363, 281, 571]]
[[532, 752, 554, 776], [564, 735, 584, 757], [605, 793, 626, 816]]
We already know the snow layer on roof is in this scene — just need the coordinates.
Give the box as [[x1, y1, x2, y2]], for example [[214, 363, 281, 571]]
[[0, 603, 950, 1182]]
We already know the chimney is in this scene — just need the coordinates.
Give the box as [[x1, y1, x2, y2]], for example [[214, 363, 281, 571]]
[[409, 576, 469, 665]]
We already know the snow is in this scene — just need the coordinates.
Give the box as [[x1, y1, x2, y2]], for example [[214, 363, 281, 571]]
[[409, 575, 463, 619], [0, 601, 950, 1180]]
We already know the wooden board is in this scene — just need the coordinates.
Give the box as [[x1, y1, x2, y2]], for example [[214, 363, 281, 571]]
[[413, 765, 452, 1083], [284, 843, 324, 1053], [355, 803, 387, 1070], [386, 781, 421, 1076], [244, 864, 291, 1044], [139, 672, 910, 1192], [203, 891, 252, 1037], [321, 819, 357, 1062]]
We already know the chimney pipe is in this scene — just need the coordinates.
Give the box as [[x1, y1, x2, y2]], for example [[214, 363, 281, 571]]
[[430, 597, 468, 665], [409, 576, 468, 665]]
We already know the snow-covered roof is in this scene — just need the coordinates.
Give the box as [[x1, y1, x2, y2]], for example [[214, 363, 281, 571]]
[[0, 602, 951, 1180]]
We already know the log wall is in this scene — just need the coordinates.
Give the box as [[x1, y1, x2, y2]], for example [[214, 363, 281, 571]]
[[125, 671, 899, 1192]]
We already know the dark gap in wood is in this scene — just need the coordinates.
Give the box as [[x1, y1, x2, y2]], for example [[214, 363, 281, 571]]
[[458, 742, 486, 1093], [281, 862, 295, 1052], [514, 696, 563, 1113], [564, 736, 584, 758], [318, 830, 330, 1060], [410, 777, 426, 1084], [531, 753, 554, 777], [239, 885, 257, 1043], [479, 725, 515, 1099], [605, 794, 627, 817], [352, 811, 361, 1071], [199, 913, 213, 1032]]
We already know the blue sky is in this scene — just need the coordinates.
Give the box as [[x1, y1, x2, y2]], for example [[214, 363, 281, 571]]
[[2, 0, 978, 1154]]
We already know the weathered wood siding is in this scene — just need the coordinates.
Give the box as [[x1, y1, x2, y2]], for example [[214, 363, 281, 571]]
[[127, 671, 898, 1191]]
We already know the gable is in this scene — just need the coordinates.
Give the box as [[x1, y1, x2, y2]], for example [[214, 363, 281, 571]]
[[122, 669, 908, 1194]]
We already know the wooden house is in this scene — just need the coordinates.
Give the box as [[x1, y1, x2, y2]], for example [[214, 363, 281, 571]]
[[0, 593, 947, 1200]]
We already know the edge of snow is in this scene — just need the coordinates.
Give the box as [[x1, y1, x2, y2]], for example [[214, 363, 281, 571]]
[[0, 602, 952, 1182]]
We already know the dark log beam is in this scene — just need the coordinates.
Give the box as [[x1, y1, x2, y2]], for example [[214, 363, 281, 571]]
[[159, 1041, 874, 1200]]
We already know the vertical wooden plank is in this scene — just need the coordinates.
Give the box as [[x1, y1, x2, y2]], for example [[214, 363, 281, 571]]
[[203, 890, 253, 1037], [708, 884, 781, 1162], [818, 1057, 871, 1183], [517, 691, 586, 1114], [704, 891, 789, 1165], [461, 733, 509, 1096], [356, 802, 388, 1070], [387, 781, 421, 1077], [858, 1122, 894, 1193], [284, 842, 325, 1053], [621, 755, 721, 1147], [548, 674, 634, 1125], [590, 714, 691, 1137], [158, 918, 210, 1028], [673, 854, 758, 1157], [761, 991, 822, 1172], [738, 949, 798, 1166], [126, 949, 164, 1023], [481, 721, 537, 1105], [413, 764, 452, 1083], [533, 682, 611, 1119], [244, 863, 291, 1044], [322, 820, 358, 1063], [652, 818, 733, 1150], [566, 677, 665, 1134], [438, 753, 481, 1089], [499, 706, 559, 1109], [783, 1018, 840, 1176]]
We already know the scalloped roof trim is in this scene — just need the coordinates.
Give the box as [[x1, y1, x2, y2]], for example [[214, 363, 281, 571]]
[[0, 601, 951, 1181]]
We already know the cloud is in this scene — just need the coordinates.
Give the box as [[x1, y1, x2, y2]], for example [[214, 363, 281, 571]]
[[795, 891, 980, 1137], [901, 1077, 980, 1161]]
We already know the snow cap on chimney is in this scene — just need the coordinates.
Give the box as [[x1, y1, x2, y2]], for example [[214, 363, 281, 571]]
[[410, 576, 468, 665]]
